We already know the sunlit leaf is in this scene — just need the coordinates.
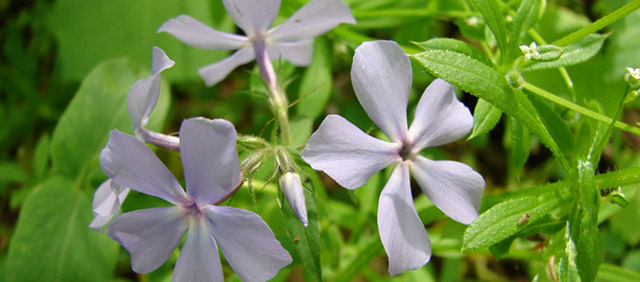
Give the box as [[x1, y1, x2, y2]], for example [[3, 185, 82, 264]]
[[523, 34, 608, 71]]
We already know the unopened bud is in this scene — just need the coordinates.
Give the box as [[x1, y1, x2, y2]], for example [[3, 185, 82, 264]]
[[625, 67, 640, 88], [280, 172, 308, 227], [506, 69, 524, 90]]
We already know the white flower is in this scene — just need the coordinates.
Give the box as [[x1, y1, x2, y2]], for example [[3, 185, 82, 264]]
[[301, 41, 485, 275], [626, 67, 640, 88], [158, 0, 356, 86], [520, 42, 541, 61]]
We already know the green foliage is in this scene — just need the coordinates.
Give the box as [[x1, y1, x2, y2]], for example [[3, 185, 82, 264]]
[[297, 38, 333, 120], [5, 177, 120, 282], [524, 34, 608, 71], [470, 0, 508, 56], [470, 99, 502, 139]]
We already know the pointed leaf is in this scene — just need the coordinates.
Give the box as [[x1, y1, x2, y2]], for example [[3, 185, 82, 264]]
[[414, 38, 493, 67], [470, 98, 502, 139], [283, 186, 321, 282], [470, 0, 507, 55], [510, 118, 530, 173], [523, 34, 608, 71], [510, 0, 541, 47]]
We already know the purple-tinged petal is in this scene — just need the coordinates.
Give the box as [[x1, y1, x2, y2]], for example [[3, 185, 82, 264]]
[[267, 39, 314, 66], [180, 118, 241, 206], [89, 179, 130, 232], [280, 172, 308, 227], [352, 41, 411, 143], [268, 0, 355, 42], [411, 156, 485, 225], [106, 207, 189, 273], [158, 15, 247, 50], [408, 79, 473, 150], [223, 0, 280, 35], [198, 47, 255, 86], [378, 162, 431, 276], [172, 216, 224, 282], [203, 205, 292, 282], [127, 48, 174, 133], [100, 130, 188, 205], [301, 115, 401, 189]]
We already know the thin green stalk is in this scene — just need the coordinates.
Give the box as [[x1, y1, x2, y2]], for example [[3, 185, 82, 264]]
[[589, 85, 630, 164], [523, 82, 640, 136], [553, 0, 640, 47], [353, 9, 472, 19]]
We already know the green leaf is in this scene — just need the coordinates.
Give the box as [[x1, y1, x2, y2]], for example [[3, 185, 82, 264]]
[[470, 98, 502, 139], [297, 38, 333, 119], [47, 0, 227, 82], [5, 177, 119, 282], [470, 0, 507, 55], [50, 58, 170, 179], [598, 263, 640, 282], [33, 133, 51, 181], [510, 118, 530, 174], [289, 116, 314, 149], [414, 38, 494, 67], [0, 162, 28, 184], [529, 96, 575, 154], [489, 237, 514, 259], [534, 44, 566, 62], [282, 187, 322, 282], [411, 50, 572, 175], [524, 34, 608, 71], [559, 219, 581, 282], [462, 193, 560, 250], [574, 159, 602, 282], [510, 0, 541, 47]]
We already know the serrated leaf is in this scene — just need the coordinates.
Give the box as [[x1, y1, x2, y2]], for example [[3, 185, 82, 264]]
[[462, 193, 559, 250], [414, 38, 493, 67], [51, 58, 170, 179], [283, 187, 322, 282], [5, 177, 119, 282], [511, 0, 541, 47], [411, 50, 572, 175], [510, 118, 530, 174], [470, 98, 502, 139], [524, 34, 608, 71], [296, 38, 332, 119], [470, 0, 508, 55]]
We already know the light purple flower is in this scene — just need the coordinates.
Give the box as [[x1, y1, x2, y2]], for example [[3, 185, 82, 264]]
[[301, 41, 485, 275], [158, 0, 356, 86], [101, 117, 292, 281], [280, 172, 308, 227], [89, 179, 129, 232]]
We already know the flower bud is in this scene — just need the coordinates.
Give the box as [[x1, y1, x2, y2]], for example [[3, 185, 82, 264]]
[[506, 69, 524, 90], [280, 172, 308, 227], [625, 67, 640, 88]]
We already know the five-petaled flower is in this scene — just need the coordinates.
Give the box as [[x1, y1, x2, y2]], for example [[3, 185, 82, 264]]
[[520, 42, 541, 61], [158, 0, 355, 86], [301, 40, 485, 275], [101, 117, 292, 281]]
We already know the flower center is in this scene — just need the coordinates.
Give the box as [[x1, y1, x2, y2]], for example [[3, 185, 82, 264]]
[[399, 143, 414, 161]]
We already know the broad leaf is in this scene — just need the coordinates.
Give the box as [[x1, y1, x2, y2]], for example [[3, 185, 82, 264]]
[[470, 98, 502, 139], [5, 177, 119, 282], [524, 34, 608, 71]]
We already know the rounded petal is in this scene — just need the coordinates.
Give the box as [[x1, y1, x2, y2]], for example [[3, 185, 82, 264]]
[[268, 0, 356, 42], [106, 207, 189, 273], [408, 79, 473, 150], [267, 39, 313, 66], [158, 15, 247, 50], [300, 115, 401, 189], [100, 130, 188, 205], [352, 41, 411, 143], [378, 163, 431, 276], [223, 0, 280, 35], [197, 47, 255, 86], [411, 156, 485, 225], [172, 217, 224, 282], [203, 205, 292, 282], [280, 172, 308, 227], [90, 180, 130, 232], [180, 118, 241, 206]]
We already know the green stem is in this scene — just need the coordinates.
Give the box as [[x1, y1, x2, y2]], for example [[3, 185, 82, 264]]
[[353, 9, 473, 19], [553, 0, 640, 47], [523, 82, 640, 136], [589, 85, 629, 164]]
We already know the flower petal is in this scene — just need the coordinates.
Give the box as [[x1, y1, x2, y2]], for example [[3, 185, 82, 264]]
[[127, 48, 174, 132], [352, 40, 411, 142], [301, 114, 401, 189], [378, 163, 431, 275], [408, 78, 473, 150], [172, 217, 224, 282], [411, 156, 485, 225], [204, 205, 292, 282], [100, 130, 188, 205], [280, 172, 308, 227], [180, 118, 241, 206], [90, 180, 130, 232], [157, 15, 247, 50], [267, 39, 313, 66], [198, 46, 255, 86], [106, 207, 188, 273], [223, 0, 280, 35], [268, 0, 355, 42]]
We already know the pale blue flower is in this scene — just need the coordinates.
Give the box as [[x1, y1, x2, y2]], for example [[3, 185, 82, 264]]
[[89, 179, 129, 232], [158, 0, 355, 86], [280, 172, 308, 227], [101, 117, 292, 281], [301, 41, 485, 275]]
